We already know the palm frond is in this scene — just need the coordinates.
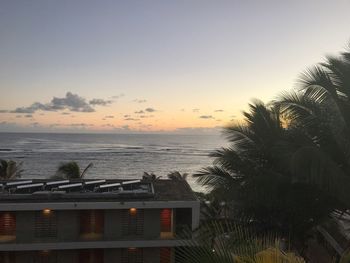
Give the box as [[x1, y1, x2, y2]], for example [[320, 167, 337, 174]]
[[194, 166, 238, 190], [290, 146, 350, 206], [0, 159, 23, 180], [56, 161, 80, 179], [80, 162, 93, 178], [176, 220, 305, 263], [297, 65, 338, 99]]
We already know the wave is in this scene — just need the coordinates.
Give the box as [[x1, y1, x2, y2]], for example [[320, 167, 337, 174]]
[[0, 148, 13, 152]]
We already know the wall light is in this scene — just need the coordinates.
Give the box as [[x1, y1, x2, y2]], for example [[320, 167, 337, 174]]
[[129, 208, 137, 216], [43, 209, 51, 215]]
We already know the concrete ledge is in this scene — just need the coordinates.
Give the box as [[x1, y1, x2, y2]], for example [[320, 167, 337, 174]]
[[0, 200, 199, 211], [0, 239, 191, 251]]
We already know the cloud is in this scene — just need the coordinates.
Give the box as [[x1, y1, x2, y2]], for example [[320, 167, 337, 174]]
[[30, 122, 39, 127], [16, 115, 22, 118], [199, 115, 214, 119], [105, 115, 114, 118], [0, 121, 13, 125], [124, 117, 139, 121], [214, 109, 224, 112], [134, 110, 144, 114], [133, 99, 147, 103], [49, 123, 61, 128], [145, 107, 156, 113], [102, 123, 116, 128], [89, 98, 113, 106], [192, 108, 200, 113], [10, 92, 95, 113], [11, 106, 37, 113], [174, 126, 221, 135], [61, 112, 70, 115], [124, 114, 130, 118], [68, 123, 94, 127], [112, 93, 125, 99], [50, 92, 95, 112], [24, 114, 33, 118], [140, 115, 154, 118], [0, 110, 8, 113]]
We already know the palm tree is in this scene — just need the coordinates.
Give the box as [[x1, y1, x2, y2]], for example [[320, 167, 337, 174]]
[[0, 159, 23, 180], [55, 161, 93, 179], [276, 44, 350, 206], [176, 220, 306, 263], [167, 171, 188, 180], [194, 101, 336, 244], [142, 172, 161, 181]]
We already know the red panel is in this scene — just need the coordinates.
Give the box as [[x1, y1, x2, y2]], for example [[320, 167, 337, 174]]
[[160, 248, 171, 263], [0, 212, 16, 236], [160, 209, 172, 232], [80, 210, 104, 235], [79, 249, 104, 263]]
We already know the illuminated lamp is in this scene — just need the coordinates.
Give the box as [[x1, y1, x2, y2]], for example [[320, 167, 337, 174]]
[[129, 208, 137, 216]]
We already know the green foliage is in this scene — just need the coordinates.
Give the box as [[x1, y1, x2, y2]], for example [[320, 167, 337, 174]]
[[195, 101, 336, 243], [167, 171, 188, 180], [142, 172, 161, 181], [55, 161, 93, 179], [0, 159, 23, 180], [194, 44, 350, 248], [340, 250, 350, 263], [176, 220, 305, 263], [276, 45, 350, 205]]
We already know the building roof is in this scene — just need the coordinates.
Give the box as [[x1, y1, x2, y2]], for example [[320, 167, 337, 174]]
[[152, 179, 197, 201], [0, 179, 197, 203]]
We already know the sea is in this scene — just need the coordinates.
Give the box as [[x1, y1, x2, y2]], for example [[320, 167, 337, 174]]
[[0, 132, 226, 192]]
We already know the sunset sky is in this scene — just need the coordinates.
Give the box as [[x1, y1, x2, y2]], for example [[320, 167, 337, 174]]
[[1, 0, 350, 134]]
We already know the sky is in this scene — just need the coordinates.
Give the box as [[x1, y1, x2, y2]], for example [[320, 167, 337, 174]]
[[0, 0, 350, 134]]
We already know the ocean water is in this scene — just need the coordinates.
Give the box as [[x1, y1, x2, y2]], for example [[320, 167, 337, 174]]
[[0, 132, 225, 191]]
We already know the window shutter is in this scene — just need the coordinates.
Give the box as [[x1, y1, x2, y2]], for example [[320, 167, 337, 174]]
[[160, 248, 171, 263], [122, 209, 144, 236], [79, 249, 104, 263], [34, 211, 57, 239], [121, 248, 143, 263], [0, 212, 16, 237], [33, 251, 57, 263], [80, 210, 104, 236]]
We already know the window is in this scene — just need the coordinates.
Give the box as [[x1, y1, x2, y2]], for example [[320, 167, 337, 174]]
[[122, 209, 144, 236], [80, 210, 104, 240], [122, 248, 143, 263], [35, 210, 57, 239], [79, 249, 104, 263], [160, 248, 171, 263], [0, 212, 16, 242], [160, 209, 173, 238]]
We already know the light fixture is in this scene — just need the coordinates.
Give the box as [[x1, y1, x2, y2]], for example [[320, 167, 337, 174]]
[[129, 208, 137, 215], [43, 209, 51, 215]]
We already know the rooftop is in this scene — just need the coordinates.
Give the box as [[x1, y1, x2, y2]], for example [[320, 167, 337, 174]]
[[0, 179, 197, 203]]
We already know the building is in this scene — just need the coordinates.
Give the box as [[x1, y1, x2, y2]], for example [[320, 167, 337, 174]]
[[0, 178, 200, 263]]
